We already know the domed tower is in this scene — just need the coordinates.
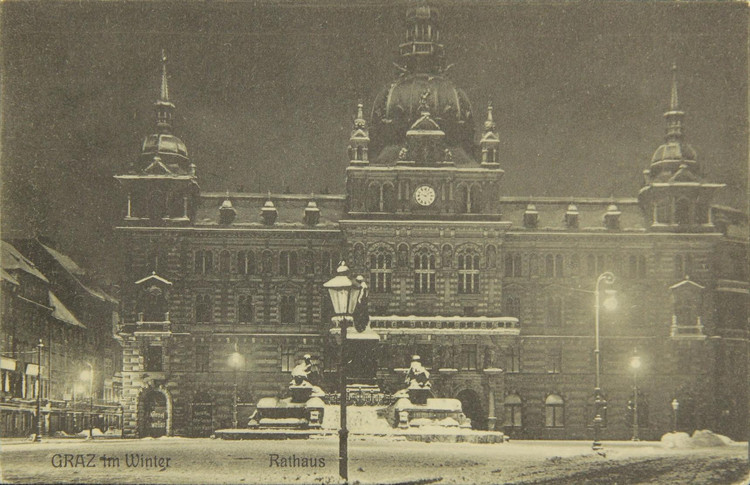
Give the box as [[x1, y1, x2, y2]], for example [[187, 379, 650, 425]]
[[346, 1, 504, 218], [369, 2, 475, 161], [638, 63, 724, 232], [115, 51, 200, 226]]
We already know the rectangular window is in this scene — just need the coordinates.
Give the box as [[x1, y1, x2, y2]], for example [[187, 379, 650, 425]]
[[505, 403, 522, 427], [458, 254, 480, 294], [507, 347, 521, 373], [414, 252, 436, 294], [281, 349, 295, 372], [144, 345, 163, 372], [370, 252, 393, 293], [279, 295, 296, 324], [545, 404, 564, 428], [195, 345, 210, 372], [460, 344, 477, 370]]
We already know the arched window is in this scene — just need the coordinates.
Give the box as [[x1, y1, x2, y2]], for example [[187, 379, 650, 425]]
[[219, 250, 231, 274], [366, 183, 380, 212], [505, 253, 522, 277], [555, 255, 564, 277], [238, 295, 254, 324], [545, 394, 565, 428], [457, 252, 480, 294], [279, 295, 296, 324], [469, 185, 482, 214], [570, 254, 580, 276], [196, 295, 212, 323], [414, 248, 437, 294], [261, 250, 273, 274], [529, 254, 539, 277], [369, 249, 393, 293], [547, 296, 563, 326], [505, 296, 521, 321], [545, 254, 555, 277], [194, 250, 213, 275], [383, 184, 396, 213], [504, 394, 522, 427], [456, 185, 469, 214], [506, 346, 521, 373], [238, 251, 255, 275], [279, 251, 297, 276]]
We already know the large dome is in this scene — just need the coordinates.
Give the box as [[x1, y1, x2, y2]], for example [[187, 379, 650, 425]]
[[370, 73, 474, 158]]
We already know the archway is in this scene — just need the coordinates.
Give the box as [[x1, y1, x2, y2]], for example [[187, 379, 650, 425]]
[[138, 386, 172, 438], [457, 389, 486, 430]]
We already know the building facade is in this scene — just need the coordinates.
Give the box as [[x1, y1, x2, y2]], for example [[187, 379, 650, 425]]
[[113, 5, 748, 440], [0, 239, 120, 437]]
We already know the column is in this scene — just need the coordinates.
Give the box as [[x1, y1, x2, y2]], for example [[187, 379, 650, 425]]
[[487, 387, 496, 431]]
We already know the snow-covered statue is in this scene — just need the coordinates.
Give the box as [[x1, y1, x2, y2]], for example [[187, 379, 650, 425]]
[[405, 355, 431, 389], [290, 354, 313, 387]]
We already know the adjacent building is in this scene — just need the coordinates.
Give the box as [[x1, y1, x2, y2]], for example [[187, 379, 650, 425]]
[[113, 5, 748, 440], [0, 239, 120, 437]]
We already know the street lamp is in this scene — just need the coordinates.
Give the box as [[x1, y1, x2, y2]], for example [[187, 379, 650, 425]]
[[593, 271, 616, 451], [323, 261, 362, 483], [34, 339, 44, 442], [80, 362, 94, 439], [629, 349, 641, 441], [228, 344, 244, 429], [671, 398, 679, 433]]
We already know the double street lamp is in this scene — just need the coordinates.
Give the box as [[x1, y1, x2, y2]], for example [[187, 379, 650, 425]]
[[323, 261, 363, 483], [593, 271, 616, 451]]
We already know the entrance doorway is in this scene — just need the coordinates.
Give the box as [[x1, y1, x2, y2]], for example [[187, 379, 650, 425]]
[[139, 389, 168, 437], [457, 389, 486, 430]]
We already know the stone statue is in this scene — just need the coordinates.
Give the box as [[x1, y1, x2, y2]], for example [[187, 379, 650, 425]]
[[290, 354, 313, 387], [419, 89, 431, 113], [405, 355, 431, 389], [398, 147, 409, 161]]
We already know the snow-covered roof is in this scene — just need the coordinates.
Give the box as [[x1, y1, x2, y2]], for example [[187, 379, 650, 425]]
[[135, 272, 173, 286], [1, 241, 48, 282], [196, 193, 346, 228], [39, 242, 118, 304], [49, 291, 86, 329], [1, 268, 19, 286]]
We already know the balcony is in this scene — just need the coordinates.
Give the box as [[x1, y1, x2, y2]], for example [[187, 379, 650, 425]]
[[370, 315, 520, 336], [119, 312, 171, 334]]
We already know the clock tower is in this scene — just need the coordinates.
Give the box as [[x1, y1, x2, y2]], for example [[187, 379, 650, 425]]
[[345, 5, 504, 219]]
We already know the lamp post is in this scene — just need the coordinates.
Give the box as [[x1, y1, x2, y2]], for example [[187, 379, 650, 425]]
[[593, 271, 616, 451], [323, 261, 362, 483], [81, 362, 94, 439], [34, 339, 44, 442], [629, 349, 641, 441], [671, 398, 679, 433], [228, 345, 244, 429]]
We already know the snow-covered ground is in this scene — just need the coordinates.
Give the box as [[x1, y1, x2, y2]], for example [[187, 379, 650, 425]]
[[1, 435, 747, 484]]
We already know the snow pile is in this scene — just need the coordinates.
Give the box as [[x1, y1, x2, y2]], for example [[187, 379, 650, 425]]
[[661, 430, 733, 449], [76, 428, 106, 437]]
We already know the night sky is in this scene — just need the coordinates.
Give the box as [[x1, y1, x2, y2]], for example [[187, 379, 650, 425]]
[[1, 1, 747, 278]]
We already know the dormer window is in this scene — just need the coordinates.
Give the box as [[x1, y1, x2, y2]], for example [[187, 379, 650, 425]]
[[604, 204, 621, 230], [565, 204, 579, 229]]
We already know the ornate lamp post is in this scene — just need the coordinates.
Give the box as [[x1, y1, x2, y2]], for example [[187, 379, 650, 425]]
[[228, 345, 244, 429], [593, 271, 616, 451], [34, 339, 44, 442], [323, 261, 362, 483], [629, 349, 641, 441], [671, 398, 679, 433], [80, 362, 94, 439]]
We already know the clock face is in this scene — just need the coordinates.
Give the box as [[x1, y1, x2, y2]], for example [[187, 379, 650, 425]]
[[414, 185, 436, 207]]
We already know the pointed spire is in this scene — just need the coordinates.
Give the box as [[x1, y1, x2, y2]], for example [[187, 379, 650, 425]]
[[160, 49, 169, 102], [669, 62, 679, 111], [483, 102, 496, 132], [155, 49, 176, 134], [663, 61, 684, 142], [354, 99, 366, 129]]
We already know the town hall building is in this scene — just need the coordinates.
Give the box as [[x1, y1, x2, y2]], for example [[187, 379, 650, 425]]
[[113, 4, 748, 440]]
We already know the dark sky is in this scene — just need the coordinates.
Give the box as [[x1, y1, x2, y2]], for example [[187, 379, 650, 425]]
[[1, 1, 747, 277]]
